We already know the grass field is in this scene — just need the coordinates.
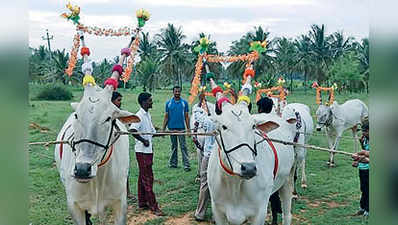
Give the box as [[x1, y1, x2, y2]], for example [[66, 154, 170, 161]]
[[28, 85, 369, 225]]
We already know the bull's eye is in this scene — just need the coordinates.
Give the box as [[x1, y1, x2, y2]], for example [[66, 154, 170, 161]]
[[222, 125, 228, 130], [252, 124, 256, 129], [74, 114, 78, 119]]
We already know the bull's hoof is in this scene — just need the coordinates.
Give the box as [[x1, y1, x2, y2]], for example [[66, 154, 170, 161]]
[[329, 162, 336, 168], [326, 161, 330, 165], [292, 194, 299, 200], [301, 184, 307, 189]]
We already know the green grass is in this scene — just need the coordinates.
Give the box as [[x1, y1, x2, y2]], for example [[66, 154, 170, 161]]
[[28, 85, 368, 225]]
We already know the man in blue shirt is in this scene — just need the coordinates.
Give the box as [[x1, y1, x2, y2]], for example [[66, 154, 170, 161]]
[[162, 86, 191, 171]]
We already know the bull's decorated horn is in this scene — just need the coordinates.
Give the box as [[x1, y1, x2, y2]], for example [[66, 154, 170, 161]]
[[210, 78, 230, 109], [237, 76, 253, 105], [80, 32, 96, 87]]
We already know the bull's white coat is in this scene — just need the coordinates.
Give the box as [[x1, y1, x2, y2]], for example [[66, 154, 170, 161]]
[[282, 103, 313, 191], [55, 85, 137, 225], [315, 99, 368, 166], [208, 102, 296, 225]]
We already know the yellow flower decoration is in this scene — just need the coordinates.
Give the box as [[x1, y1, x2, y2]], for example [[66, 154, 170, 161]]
[[223, 82, 231, 89], [332, 83, 338, 90], [82, 74, 96, 86], [277, 77, 286, 86], [237, 95, 251, 105], [136, 9, 150, 21], [199, 86, 207, 92]]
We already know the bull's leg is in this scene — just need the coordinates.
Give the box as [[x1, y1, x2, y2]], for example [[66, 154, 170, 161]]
[[292, 167, 298, 199], [301, 154, 307, 189], [113, 199, 127, 225], [211, 203, 228, 225], [326, 132, 336, 167], [279, 172, 294, 225], [252, 204, 267, 225], [330, 134, 342, 167], [68, 203, 86, 225]]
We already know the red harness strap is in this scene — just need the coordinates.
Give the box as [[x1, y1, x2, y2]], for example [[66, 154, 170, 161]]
[[218, 147, 238, 176], [262, 132, 279, 179], [98, 145, 114, 167]]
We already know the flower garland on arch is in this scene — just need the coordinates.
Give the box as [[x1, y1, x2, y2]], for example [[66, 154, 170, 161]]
[[188, 51, 259, 104], [315, 84, 337, 106], [121, 34, 140, 83], [61, 3, 149, 83], [65, 33, 80, 76]]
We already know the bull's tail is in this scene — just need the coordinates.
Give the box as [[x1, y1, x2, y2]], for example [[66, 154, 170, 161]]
[[85, 210, 92, 225]]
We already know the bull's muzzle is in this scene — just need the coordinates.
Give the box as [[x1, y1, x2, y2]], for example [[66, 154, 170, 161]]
[[241, 162, 257, 179], [74, 162, 92, 179]]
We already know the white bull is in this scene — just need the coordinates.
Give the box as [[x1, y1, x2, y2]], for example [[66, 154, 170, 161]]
[[315, 99, 368, 167], [208, 101, 296, 225], [55, 84, 139, 225], [282, 103, 313, 196]]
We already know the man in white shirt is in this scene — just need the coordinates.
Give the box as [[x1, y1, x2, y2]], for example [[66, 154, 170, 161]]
[[194, 105, 217, 221], [129, 92, 164, 216]]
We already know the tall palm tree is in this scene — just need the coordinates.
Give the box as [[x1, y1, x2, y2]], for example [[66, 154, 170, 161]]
[[329, 31, 354, 59], [274, 37, 298, 91], [356, 38, 369, 93], [139, 32, 157, 60], [156, 23, 189, 87], [294, 34, 314, 92], [136, 57, 161, 92], [307, 24, 333, 82]]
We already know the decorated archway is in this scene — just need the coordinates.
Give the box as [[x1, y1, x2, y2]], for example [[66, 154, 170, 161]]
[[61, 2, 150, 84]]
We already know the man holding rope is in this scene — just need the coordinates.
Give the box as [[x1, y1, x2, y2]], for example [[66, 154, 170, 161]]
[[352, 121, 369, 217], [129, 92, 164, 216]]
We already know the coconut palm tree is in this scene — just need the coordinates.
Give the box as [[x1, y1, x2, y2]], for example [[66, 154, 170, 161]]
[[136, 57, 161, 92], [294, 34, 314, 92], [307, 24, 333, 83], [156, 23, 189, 87], [139, 32, 157, 60], [274, 37, 298, 91], [356, 38, 369, 93], [329, 31, 354, 59]]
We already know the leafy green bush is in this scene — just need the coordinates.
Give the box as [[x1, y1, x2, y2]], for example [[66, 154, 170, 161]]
[[35, 84, 73, 100]]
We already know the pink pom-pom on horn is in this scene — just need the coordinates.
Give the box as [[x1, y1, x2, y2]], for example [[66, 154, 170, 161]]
[[112, 64, 124, 75], [104, 78, 118, 90], [121, 48, 131, 56], [217, 97, 231, 110]]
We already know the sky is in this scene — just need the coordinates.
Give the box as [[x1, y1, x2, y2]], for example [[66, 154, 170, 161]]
[[29, 0, 369, 61]]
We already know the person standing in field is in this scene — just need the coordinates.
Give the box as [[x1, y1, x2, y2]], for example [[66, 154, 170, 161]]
[[162, 86, 191, 171], [111, 92, 135, 200], [352, 121, 369, 217], [129, 92, 164, 216], [257, 96, 282, 225]]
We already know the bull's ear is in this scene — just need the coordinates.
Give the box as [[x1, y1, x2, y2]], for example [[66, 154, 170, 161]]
[[256, 121, 280, 133], [286, 118, 297, 124], [71, 102, 79, 111], [113, 110, 141, 124]]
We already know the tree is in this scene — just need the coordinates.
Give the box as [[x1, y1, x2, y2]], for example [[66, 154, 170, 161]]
[[156, 23, 189, 87], [307, 24, 333, 82], [356, 38, 369, 93], [328, 52, 362, 92], [136, 57, 160, 92], [274, 37, 297, 91]]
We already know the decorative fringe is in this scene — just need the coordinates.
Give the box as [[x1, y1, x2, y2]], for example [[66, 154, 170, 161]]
[[65, 33, 80, 77]]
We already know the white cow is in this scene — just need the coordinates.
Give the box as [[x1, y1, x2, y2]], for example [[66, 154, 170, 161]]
[[55, 84, 140, 225], [282, 103, 314, 196], [315, 99, 368, 167], [208, 97, 296, 225]]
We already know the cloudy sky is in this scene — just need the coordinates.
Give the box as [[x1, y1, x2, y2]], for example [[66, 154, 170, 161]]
[[29, 0, 369, 61]]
